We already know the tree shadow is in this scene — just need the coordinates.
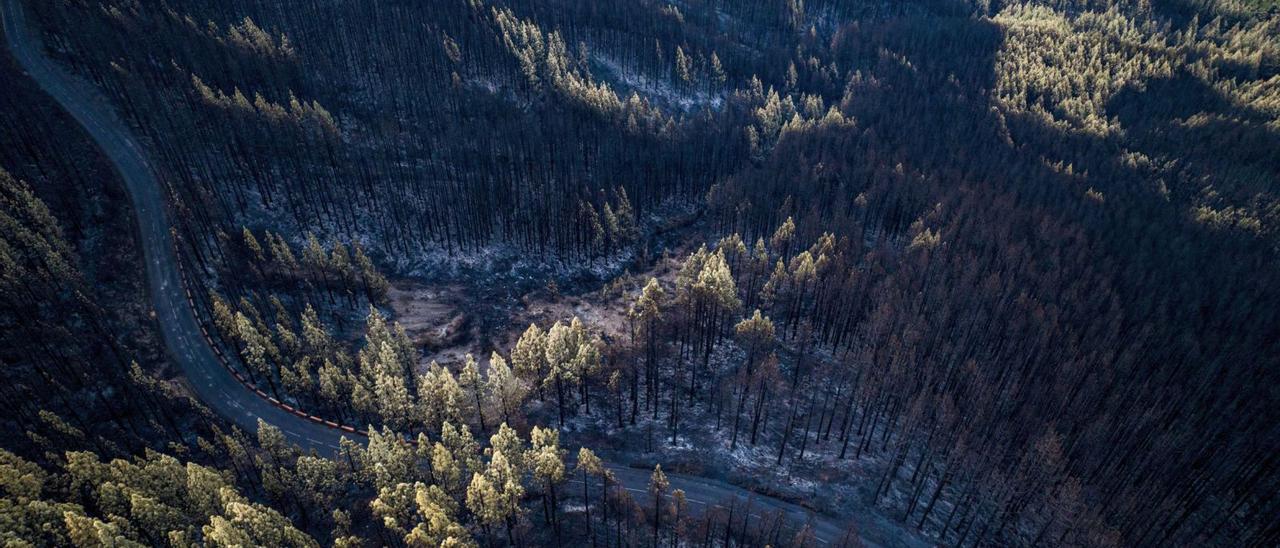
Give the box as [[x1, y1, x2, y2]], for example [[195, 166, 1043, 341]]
[[721, 7, 1278, 544], [1106, 70, 1279, 223]]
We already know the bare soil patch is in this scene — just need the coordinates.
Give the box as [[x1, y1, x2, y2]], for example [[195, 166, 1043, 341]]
[[389, 244, 692, 372]]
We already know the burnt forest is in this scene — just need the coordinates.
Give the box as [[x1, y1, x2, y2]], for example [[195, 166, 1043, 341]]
[[0, 0, 1277, 546]]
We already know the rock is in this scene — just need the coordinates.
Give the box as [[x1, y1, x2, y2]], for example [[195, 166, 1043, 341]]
[[422, 313, 470, 350]]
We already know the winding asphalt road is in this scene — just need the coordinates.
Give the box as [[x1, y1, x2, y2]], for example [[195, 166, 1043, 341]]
[[1, 2, 923, 545]]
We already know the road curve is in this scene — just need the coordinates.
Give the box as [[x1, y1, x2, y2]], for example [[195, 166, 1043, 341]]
[[1, 0, 351, 456], [0, 2, 922, 545]]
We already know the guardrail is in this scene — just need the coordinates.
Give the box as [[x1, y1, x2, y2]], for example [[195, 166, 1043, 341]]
[[171, 237, 369, 439]]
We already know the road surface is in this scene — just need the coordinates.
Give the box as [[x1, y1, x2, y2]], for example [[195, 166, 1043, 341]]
[[0, 2, 923, 545]]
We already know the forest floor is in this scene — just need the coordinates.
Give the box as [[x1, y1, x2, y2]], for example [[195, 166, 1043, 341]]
[[387, 238, 692, 371], [385, 233, 931, 546], [546, 334, 934, 547], [387, 204, 702, 371]]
